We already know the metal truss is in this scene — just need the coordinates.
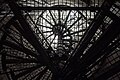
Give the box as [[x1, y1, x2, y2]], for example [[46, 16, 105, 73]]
[[0, 0, 120, 80]]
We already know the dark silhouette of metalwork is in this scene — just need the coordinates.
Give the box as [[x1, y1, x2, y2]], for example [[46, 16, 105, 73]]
[[0, 0, 120, 80]]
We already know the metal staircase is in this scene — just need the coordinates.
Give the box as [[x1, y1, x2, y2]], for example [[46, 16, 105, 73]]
[[0, 0, 120, 80]]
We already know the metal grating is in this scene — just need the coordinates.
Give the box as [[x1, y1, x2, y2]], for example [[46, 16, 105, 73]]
[[0, 0, 120, 80]]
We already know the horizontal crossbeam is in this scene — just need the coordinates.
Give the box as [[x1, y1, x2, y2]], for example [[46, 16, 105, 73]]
[[19, 6, 100, 11]]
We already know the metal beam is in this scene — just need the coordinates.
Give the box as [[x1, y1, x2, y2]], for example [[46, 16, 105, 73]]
[[70, 0, 117, 63], [7, 1, 58, 76], [63, 1, 120, 80], [64, 14, 120, 80], [19, 6, 100, 11], [70, 0, 114, 61], [62, 2, 106, 75], [78, 5, 120, 71]]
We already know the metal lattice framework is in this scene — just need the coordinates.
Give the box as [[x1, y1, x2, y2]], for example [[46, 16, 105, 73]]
[[0, 0, 120, 80]]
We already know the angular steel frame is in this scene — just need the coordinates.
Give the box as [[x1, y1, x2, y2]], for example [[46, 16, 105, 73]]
[[62, 0, 120, 80], [7, 0, 58, 77], [1, 0, 120, 80]]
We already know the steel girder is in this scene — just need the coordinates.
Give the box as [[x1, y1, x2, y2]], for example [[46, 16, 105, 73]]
[[61, 8, 105, 79], [75, 36, 120, 80], [68, 0, 115, 65], [78, 7, 120, 71], [62, 0, 114, 74], [1, 0, 120, 80], [64, 13, 120, 80], [63, 1, 120, 80], [19, 6, 100, 11], [7, 0, 58, 77]]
